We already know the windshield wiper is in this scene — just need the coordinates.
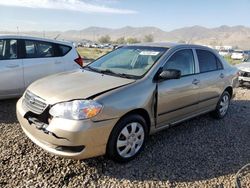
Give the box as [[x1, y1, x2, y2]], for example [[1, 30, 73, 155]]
[[84, 66, 101, 73], [99, 69, 116, 74], [84, 66, 136, 79], [100, 69, 136, 79]]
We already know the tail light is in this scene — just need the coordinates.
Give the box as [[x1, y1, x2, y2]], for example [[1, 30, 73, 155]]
[[74, 53, 83, 67]]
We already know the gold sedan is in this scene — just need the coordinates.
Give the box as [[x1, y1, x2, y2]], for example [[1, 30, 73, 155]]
[[17, 43, 239, 162]]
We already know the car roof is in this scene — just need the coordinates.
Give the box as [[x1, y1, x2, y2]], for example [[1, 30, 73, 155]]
[[126, 42, 212, 50], [0, 34, 73, 46]]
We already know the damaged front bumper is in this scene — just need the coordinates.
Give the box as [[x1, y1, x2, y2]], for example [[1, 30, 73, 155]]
[[238, 70, 250, 83], [16, 97, 118, 159]]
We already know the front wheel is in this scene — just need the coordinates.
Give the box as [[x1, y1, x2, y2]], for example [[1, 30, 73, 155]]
[[106, 114, 148, 163], [211, 91, 231, 119]]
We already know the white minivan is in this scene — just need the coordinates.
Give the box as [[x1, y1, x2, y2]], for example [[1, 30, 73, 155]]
[[0, 35, 83, 99]]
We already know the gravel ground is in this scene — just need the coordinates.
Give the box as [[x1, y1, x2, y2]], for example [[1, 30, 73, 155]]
[[0, 87, 249, 187]]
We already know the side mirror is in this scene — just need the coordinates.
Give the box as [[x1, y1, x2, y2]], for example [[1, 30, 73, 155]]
[[158, 69, 181, 81]]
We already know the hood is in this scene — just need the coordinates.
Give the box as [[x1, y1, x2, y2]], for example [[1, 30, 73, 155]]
[[28, 69, 135, 104], [235, 62, 250, 72]]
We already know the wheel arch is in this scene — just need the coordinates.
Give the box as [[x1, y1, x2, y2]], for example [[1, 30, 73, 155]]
[[224, 86, 233, 98], [120, 108, 151, 133]]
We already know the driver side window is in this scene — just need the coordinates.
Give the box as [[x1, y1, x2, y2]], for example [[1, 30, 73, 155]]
[[164, 49, 195, 76]]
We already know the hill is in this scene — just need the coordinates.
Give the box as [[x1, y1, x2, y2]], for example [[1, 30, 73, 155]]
[[1, 25, 250, 49]]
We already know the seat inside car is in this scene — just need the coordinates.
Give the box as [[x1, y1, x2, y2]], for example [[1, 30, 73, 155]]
[[133, 55, 155, 70]]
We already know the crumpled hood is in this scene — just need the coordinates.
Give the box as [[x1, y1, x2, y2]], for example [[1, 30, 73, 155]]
[[235, 62, 250, 72], [28, 69, 135, 104]]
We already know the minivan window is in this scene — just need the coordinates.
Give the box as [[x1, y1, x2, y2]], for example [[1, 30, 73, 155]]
[[0, 39, 17, 60], [24, 40, 55, 58], [197, 50, 222, 73], [0, 41, 2, 54], [37, 42, 54, 57], [88, 46, 167, 78], [58, 45, 71, 56], [25, 40, 36, 58], [164, 49, 195, 76]]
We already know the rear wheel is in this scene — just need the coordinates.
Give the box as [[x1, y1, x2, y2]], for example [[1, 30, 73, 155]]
[[107, 114, 148, 163], [211, 91, 230, 119]]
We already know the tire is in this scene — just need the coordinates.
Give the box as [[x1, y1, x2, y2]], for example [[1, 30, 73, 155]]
[[211, 91, 231, 119], [106, 114, 148, 163]]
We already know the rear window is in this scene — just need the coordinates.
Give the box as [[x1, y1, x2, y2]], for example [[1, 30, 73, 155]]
[[57, 44, 71, 56], [196, 50, 223, 73], [37, 42, 54, 57]]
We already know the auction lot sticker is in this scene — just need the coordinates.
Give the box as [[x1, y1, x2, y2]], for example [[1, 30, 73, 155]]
[[139, 51, 160, 56]]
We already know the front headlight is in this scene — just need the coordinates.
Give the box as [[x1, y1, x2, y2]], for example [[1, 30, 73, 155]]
[[49, 100, 102, 120], [238, 70, 244, 76]]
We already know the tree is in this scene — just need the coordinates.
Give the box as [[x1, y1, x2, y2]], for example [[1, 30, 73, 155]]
[[143, 34, 154, 42], [115, 37, 126, 44], [126, 37, 140, 44], [98, 35, 111, 43]]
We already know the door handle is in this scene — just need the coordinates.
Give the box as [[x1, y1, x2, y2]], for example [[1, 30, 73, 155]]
[[55, 61, 62, 64], [6, 64, 19, 68], [220, 73, 224, 78], [192, 79, 200, 85]]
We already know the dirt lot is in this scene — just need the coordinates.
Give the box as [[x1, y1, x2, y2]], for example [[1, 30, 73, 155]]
[[0, 87, 249, 187]]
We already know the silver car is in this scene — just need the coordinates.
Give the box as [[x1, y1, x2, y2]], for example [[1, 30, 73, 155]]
[[236, 60, 250, 84], [0, 35, 82, 100], [17, 43, 239, 162]]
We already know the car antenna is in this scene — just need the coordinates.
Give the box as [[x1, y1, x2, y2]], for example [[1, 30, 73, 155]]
[[16, 26, 19, 35], [54, 34, 61, 40]]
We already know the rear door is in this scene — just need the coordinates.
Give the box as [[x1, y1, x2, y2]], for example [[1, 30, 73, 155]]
[[22, 39, 65, 88], [195, 49, 225, 111], [0, 39, 24, 98], [157, 49, 200, 127]]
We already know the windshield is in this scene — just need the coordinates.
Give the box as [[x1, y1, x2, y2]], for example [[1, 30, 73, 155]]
[[234, 50, 243, 54], [86, 46, 167, 79]]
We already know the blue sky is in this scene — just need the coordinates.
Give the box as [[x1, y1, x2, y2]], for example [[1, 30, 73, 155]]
[[0, 0, 249, 31]]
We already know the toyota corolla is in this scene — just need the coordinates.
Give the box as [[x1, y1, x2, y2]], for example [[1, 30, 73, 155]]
[[17, 43, 238, 162]]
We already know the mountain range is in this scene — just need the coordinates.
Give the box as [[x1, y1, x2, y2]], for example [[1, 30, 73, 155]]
[[1, 25, 250, 49]]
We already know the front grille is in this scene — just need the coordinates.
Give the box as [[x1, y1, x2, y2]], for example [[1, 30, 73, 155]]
[[23, 91, 47, 114], [243, 71, 250, 77], [240, 71, 250, 77]]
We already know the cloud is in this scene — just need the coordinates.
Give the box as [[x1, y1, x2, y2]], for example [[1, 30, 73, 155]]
[[0, 0, 137, 14]]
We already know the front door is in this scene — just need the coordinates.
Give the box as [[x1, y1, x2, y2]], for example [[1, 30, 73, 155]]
[[157, 49, 200, 127], [0, 39, 24, 98]]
